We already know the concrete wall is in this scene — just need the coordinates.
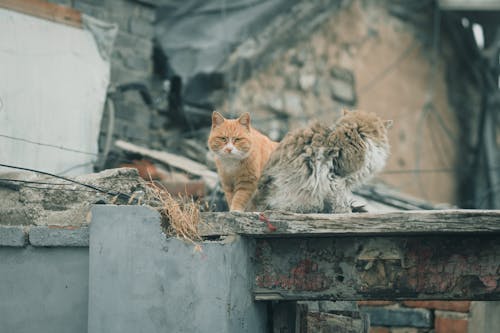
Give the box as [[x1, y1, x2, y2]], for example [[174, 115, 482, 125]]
[[89, 205, 267, 333], [0, 205, 267, 333], [0, 247, 89, 333]]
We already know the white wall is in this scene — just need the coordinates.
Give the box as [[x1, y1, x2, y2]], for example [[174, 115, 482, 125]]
[[0, 9, 109, 175]]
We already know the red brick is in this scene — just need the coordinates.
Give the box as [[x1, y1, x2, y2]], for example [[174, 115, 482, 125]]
[[403, 301, 470, 313], [358, 300, 395, 307], [435, 316, 468, 333], [370, 327, 390, 333]]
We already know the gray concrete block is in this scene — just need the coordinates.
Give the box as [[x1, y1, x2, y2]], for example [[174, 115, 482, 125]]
[[115, 32, 153, 55], [88, 205, 267, 333], [112, 118, 129, 137], [128, 17, 155, 38], [360, 307, 432, 328], [0, 226, 26, 247], [114, 101, 151, 125], [110, 63, 150, 85], [139, 6, 156, 23], [124, 55, 152, 72], [29, 226, 89, 247], [149, 114, 169, 130]]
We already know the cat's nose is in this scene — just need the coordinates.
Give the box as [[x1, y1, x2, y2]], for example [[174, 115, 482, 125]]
[[224, 147, 233, 153]]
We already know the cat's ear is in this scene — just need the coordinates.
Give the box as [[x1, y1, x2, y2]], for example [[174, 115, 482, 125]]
[[212, 111, 225, 128], [238, 112, 251, 130], [383, 120, 393, 129], [342, 108, 350, 116]]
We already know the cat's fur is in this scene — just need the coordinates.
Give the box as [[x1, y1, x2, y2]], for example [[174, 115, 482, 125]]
[[252, 110, 392, 213], [208, 111, 278, 211]]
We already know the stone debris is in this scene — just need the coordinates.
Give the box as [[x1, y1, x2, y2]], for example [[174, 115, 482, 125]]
[[0, 168, 147, 226]]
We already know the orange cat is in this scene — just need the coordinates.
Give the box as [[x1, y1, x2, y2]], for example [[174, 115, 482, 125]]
[[208, 111, 278, 211]]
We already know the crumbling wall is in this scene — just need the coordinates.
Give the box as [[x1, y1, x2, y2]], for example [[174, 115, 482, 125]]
[[223, 0, 462, 205]]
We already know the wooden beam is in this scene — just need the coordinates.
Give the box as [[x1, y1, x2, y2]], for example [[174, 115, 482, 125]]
[[253, 235, 500, 301], [198, 210, 500, 237], [0, 0, 82, 29], [196, 209, 500, 300], [115, 140, 218, 190]]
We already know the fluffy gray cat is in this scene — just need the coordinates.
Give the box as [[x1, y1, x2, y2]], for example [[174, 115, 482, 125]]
[[250, 110, 392, 213]]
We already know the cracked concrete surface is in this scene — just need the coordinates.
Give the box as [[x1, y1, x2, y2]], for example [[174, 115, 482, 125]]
[[0, 168, 147, 226]]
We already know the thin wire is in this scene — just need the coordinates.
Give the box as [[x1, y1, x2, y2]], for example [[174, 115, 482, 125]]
[[413, 3, 442, 200], [0, 163, 131, 200], [0, 134, 99, 156], [358, 41, 418, 94], [0, 178, 75, 186]]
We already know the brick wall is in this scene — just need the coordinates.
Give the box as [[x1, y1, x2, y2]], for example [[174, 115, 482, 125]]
[[358, 300, 471, 333]]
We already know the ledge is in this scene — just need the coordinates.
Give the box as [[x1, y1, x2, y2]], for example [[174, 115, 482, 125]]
[[29, 226, 89, 247], [198, 209, 500, 238], [0, 225, 89, 247]]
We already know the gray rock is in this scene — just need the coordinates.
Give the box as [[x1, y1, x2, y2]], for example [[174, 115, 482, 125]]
[[115, 32, 153, 56], [129, 17, 155, 38], [299, 73, 316, 91], [329, 66, 356, 105], [330, 66, 355, 84], [267, 96, 284, 112], [284, 91, 303, 115], [330, 78, 356, 105]]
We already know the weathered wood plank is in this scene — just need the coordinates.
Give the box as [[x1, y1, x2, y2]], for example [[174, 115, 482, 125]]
[[115, 140, 218, 189], [198, 210, 500, 237], [0, 0, 82, 28], [253, 235, 500, 301]]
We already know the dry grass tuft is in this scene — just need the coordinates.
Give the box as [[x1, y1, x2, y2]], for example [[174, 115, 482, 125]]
[[147, 181, 203, 246]]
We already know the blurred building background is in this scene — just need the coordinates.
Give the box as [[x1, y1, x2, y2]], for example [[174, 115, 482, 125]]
[[1, 1, 499, 332], [80, 0, 500, 209], [2, 0, 497, 209]]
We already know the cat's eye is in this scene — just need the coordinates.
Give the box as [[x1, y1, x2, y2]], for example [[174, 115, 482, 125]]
[[234, 138, 241, 142], [218, 137, 227, 142]]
